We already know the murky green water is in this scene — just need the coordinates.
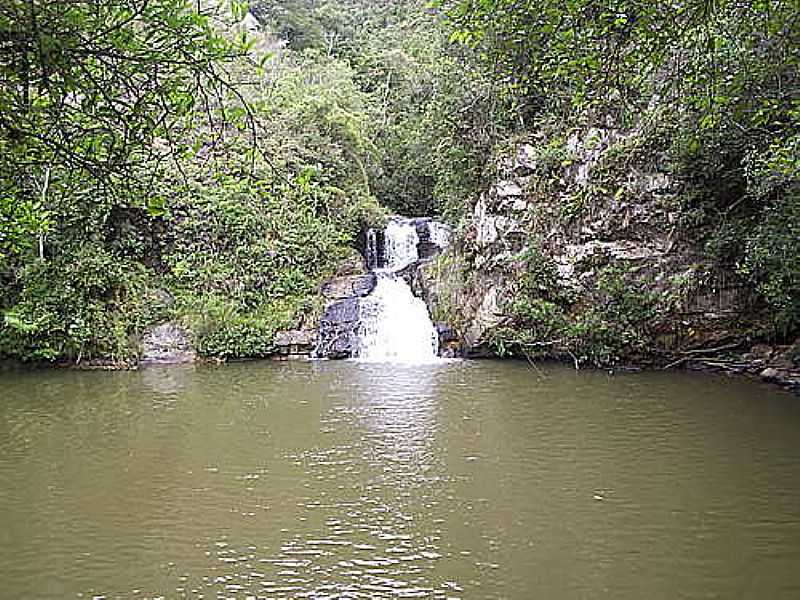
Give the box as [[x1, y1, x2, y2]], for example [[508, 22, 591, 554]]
[[1, 361, 800, 599]]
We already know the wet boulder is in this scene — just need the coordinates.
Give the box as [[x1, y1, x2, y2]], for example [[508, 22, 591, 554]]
[[760, 368, 781, 382], [275, 330, 317, 359], [435, 322, 461, 358], [322, 274, 377, 301], [315, 298, 361, 359], [414, 219, 440, 261]]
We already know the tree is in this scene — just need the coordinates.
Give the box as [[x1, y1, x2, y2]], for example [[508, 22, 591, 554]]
[[438, 0, 799, 123], [0, 0, 247, 259]]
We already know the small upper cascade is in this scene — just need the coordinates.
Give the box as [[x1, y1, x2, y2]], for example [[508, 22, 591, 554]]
[[384, 218, 422, 271], [427, 221, 452, 250], [365, 229, 381, 271], [369, 216, 451, 272]]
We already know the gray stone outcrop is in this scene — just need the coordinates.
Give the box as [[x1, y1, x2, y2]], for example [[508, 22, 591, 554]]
[[315, 297, 361, 359], [420, 126, 759, 360], [322, 274, 377, 301], [141, 323, 196, 366], [274, 330, 317, 359]]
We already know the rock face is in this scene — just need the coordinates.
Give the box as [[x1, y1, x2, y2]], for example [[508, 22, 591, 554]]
[[313, 270, 376, 359], [322, 274, 377, 301], [334, 251, 370, 277], [413, 218, 446, 261], [254, 252, 376, 362], [421, 125, 762, 364], [435, 322, 461, 358], [141, 323, 196, 366], [274, 330, 317, 359], [681, 340, 800, 393], [315, 297, 361, 359]]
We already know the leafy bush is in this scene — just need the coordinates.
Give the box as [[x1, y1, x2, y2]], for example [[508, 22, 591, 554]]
[[493, 258, 660, 366], [741, 187, 800, 333], [177, 294, 301, 358], [0, 246, 158, 362], [164, 175, 350, 357]]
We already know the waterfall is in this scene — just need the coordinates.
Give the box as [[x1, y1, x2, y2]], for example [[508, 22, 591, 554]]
[[365, 227, 388, 272], [427, 221, 452, 250], [383, 218, 420, 271], [358, 275, 439, 362], [357, 217, 449, 363]]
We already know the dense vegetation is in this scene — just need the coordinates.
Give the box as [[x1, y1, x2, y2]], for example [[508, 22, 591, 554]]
[[443, 0, 799, 331], [0, 0, 797, 364], [0, 0, 383, 362], [432, 0, 799, 364]]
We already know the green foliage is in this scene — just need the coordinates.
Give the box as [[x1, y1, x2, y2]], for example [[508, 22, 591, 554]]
[[0, 246, 158, 362], [250, 0, 514, 219], [0, 0, 386, 363], [0, 0, 244, 260], [740, 187, 800, 332], [2, 0, 797, 364], [507, 298, 567, 344], [177, 294, 302, 359], [656, 100, 800, 328], [494, 256, 660, 366], [517, 248, 568, 302], [252, 0, 414, 57], [440, 1, 798, 121], [0, 193, 45, 261], [358, 12, 515, 219], [162, 173, 350, 357], [254, 0, 326, 51], [170, 182, 337, 298], [261, 53, 380, 204], [438, 0, 666, 116], [569, 267, 659, 365]]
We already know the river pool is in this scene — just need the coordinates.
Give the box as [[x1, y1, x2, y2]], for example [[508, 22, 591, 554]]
[[1, 361, 799, 599]]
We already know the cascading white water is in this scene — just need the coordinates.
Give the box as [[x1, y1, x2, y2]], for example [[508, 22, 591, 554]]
[[428, 221, 452, 250], [358, 275, 439, 363], [357, 217, 445, 364], [383, 218, 420, 271], [365, 229, 380, 271]]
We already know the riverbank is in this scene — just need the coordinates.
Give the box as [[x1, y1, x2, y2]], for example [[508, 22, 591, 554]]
[[3, 207, 797, 398], [7, 344, 796, 398]]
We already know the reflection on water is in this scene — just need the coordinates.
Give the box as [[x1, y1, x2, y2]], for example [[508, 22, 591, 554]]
[[279, 364, 452, 598], [354, 364, 442, 486], [140, 365, 194, 397], [1, 361, 800, 599]]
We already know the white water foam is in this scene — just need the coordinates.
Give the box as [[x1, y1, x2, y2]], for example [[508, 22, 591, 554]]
[[428, 221, 452, 250], [357, 274, 440, 363], [384, 218, 420, 271]]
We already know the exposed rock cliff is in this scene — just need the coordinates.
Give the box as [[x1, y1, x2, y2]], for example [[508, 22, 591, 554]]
[[313, 255, 377, 360], [422, 124, 772, 369]]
